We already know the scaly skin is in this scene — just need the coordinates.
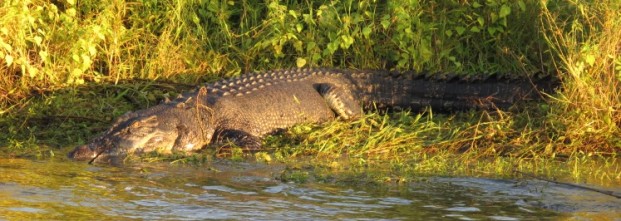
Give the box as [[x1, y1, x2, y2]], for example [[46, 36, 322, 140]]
[[68, 68, 553, 163]]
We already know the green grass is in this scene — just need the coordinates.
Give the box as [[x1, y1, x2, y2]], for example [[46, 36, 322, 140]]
[[0, 0, 620, 185]]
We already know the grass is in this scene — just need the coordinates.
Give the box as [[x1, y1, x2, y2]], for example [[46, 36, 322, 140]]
[[0, 0, 620, 185]]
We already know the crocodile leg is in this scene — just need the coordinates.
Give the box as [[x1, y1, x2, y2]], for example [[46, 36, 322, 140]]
[[315, 83, 363, 120], [215, 129, 263, 150]]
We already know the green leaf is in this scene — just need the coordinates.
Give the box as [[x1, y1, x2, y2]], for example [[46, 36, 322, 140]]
[[326, 41, 339, 54], [293, 40, 303, 52], [81, 54, 92, 69], [518, 0, 526, 12], [455, 26, 466, 35], [307, 41, 316, 50], [288, 10, 298, 19], [311, 53, 321, 62], [88, 45, 97, 56], [191, 13, 200, 26], [470, 26, 481, 33], [34, 36, 42, 46], [397, 58, 408, 68], [477, 16, 485, 26], [39, 50, 48, 61], [420, 45, 432, 61], [71, 68, 82, 78], [495, 25, 504, 33], [296, 57, 307, 67], [93, 25, 105, 40], [473, 2, 482, 8], [499, 4, 511, 18], [362, 26, 372, 38], [381, 19, 391, 30], [585, 54, 596, 66], [487, 27, 496, 35], [296, 23, 303, 33], [4, 54, 13, 66], [28, 67, 38, 78], [340, 35, 354, 49], [66, 8, 76, 17]]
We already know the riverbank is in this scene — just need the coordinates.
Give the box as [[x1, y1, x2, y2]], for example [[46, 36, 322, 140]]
[[0, 1, 619, 184]]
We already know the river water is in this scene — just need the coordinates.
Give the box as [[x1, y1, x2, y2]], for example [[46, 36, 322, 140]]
[[1, 158, 620, 220]]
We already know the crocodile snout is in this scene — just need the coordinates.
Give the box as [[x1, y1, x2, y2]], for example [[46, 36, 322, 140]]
[[67, 144, 97, 161]]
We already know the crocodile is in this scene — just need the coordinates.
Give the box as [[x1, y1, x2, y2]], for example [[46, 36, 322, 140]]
[[68, 68, 554, 164]]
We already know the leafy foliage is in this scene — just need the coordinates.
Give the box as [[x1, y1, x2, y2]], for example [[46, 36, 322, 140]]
[[1, 0, 549, 106]]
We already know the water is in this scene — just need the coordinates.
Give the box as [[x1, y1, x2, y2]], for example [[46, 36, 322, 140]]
[[1, 158, 620, 220]]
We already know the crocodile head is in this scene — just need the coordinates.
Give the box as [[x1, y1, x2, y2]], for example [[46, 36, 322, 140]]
[[68, 102, 214, 164]]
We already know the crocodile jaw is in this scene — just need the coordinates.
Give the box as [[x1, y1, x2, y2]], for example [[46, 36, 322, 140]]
[[67, 144, 98, 161]]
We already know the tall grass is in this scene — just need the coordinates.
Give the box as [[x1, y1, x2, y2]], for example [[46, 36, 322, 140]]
[[541, 0, 621, 153]]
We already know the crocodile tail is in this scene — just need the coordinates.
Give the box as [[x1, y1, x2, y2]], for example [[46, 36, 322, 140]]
[[346, 70, 557, 112]]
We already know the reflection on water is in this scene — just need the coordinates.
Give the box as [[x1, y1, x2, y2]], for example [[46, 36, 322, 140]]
[[1, 158, 620, 220]]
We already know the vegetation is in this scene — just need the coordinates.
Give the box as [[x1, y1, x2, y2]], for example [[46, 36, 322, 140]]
[[0, 0, 619, 184]]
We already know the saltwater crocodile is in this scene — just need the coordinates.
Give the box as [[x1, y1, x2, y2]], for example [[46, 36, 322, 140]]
[[68, 68, 553, 163]]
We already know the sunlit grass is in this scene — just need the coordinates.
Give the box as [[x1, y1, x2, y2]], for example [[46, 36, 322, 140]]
[[540, 0, 621, 153], [263, 109, 621, 186]]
